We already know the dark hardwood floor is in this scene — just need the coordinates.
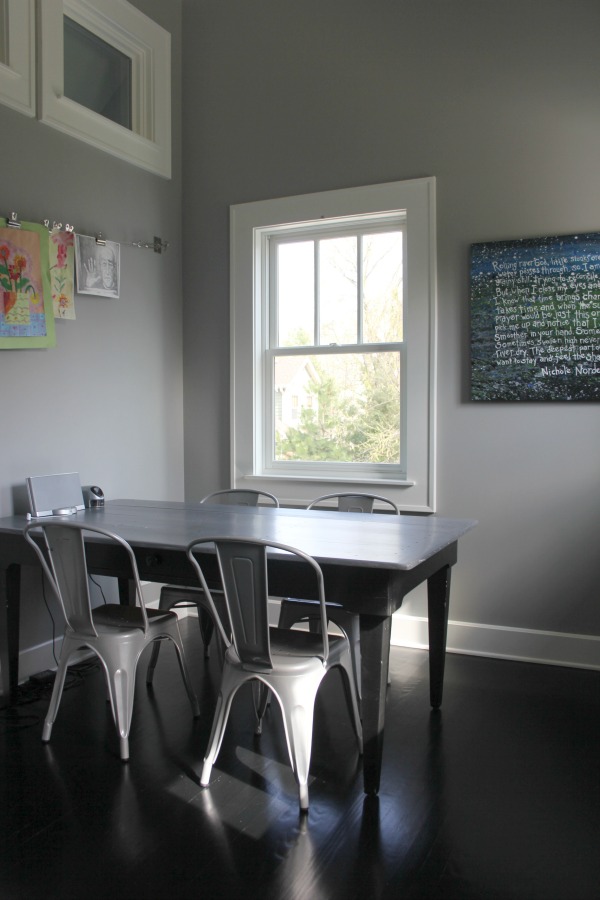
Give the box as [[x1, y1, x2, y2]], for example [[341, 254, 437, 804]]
[[1, 617, 599, 900]]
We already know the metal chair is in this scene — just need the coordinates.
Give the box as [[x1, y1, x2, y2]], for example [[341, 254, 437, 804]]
[[278, 492, 400, 699], [188, 536, 363, 812], [146, 489, 279, 684], [24, 520, 200, 761]]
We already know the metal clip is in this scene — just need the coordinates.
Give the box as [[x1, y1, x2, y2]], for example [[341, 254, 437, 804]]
[[153, 236, 169, 254]]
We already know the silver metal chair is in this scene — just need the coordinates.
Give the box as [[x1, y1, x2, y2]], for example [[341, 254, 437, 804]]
[[24, 520, 200, 761], [146, 489, 279, 683], [278, 492, 400, 699], [187, 536, 363, 812]]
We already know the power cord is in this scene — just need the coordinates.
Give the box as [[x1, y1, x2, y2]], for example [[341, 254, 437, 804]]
[[89, 574, 108, 604], [39, 569, 59, 667], [0, 656, 101, 730], [1, 572, 109, 731]]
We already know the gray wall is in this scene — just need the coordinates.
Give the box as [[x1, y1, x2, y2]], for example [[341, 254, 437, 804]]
[[1, 0, 598, 674], [0, 1, 183, 656], [181, 0, 600, 664]]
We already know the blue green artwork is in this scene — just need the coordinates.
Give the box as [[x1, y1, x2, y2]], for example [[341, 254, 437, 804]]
[[470, 232, 600, 400]]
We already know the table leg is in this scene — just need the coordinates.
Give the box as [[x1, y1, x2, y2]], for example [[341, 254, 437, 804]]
[[0, 564, 21, 705], [359, 613, 391, 795], [427, 564, 452, 709], [118, 577, 136, 605]]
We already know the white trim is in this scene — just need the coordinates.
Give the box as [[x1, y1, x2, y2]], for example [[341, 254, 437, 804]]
[[391, 613, 600, 671], [17, 639, 91, 683], [37, 0, 171, 177], [230, 177, 437, 512], [0, 0, 35, 116]]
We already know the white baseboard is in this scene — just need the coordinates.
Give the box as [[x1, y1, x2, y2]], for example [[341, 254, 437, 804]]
[[17, 639, 92, 683], [23, 600, 595, 682], [269, 601, 600, 670], [391, 614, 600, 671], [15, 582, 177, 683]]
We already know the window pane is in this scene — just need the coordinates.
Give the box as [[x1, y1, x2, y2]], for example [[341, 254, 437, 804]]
[[274, 352, 400, 463], [363, 232, 403, 342], [64, 16, 132, 130], [277, 241, 314, 346], [319, 236, 357, 345]]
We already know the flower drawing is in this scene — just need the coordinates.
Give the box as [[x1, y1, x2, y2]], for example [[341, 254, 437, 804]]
[[0, 244, 36, 295]]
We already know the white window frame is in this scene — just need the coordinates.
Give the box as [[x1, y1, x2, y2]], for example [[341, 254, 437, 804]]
[[265, 217, 407, 480], [37, 0, 171, 178], [0, 0, 35, 117], [230, 178, 437, 512]]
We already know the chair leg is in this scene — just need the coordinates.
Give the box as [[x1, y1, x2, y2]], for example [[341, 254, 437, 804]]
[[334, 646, 363, 755], [198, 609, 214, 659], [107, 668, 135, 761], [344, 614, 362, 699], [272, 670, 323, 812], [201, 667, 244, 786], [100, 644, 139, 762], [252, 680, 270, 734], [41, 649, 72, 743], [146, 589, 181, 684], [146, 641, 160, 685], [167, 633, 201, 717]]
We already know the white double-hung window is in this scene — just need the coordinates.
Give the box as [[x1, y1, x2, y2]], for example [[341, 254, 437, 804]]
[[231, 178, 437, 512]]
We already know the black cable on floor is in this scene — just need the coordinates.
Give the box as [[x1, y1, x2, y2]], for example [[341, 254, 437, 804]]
[[0, 656, 101, 731]]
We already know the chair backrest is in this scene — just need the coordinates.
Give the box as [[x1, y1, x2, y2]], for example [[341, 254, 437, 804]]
[[24, 520, 147, 637], [307, 492, 399, 515], [200, 489, 279, 508], [187, 537, 328, 670]]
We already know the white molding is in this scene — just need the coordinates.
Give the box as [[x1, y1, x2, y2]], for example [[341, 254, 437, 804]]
[[25, 600, 597, 682], [17, 638, 91, 683], [391, 613, 600, 671], [0, 0, 35, 116], [37, 0, 171, 177], [17, 581, 180, 682], [230, 177, 438, 512]]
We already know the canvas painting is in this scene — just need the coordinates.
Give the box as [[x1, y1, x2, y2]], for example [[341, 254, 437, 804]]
[[471, 232, 600, 401]]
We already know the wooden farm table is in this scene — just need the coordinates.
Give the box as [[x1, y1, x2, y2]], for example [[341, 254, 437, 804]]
[[0, 499, 476, 794]]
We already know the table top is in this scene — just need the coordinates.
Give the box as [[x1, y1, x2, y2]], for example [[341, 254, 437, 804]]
[[0, 498, 476, 573]]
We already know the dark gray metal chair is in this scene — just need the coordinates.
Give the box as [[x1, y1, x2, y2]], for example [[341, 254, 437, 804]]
[[24, 520, 200, 761], [278, 492, 399, 699], [188, 536, 363, 812], [146, 489, 279, 684]]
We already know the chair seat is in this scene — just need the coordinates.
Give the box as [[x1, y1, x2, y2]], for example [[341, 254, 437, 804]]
[[278, 597, 362, 697], [268, 626, 348, 660], [228, 628, 349, 672], [93, 604, 177, 630]]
